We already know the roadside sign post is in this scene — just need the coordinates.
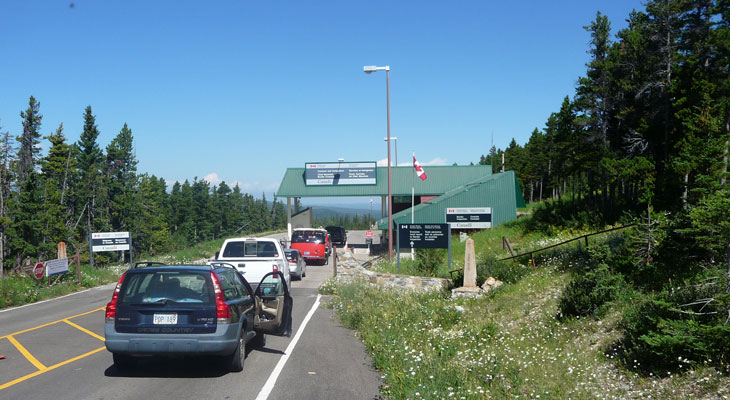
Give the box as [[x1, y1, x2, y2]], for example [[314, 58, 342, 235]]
[[397, 223, 451, 274], [396, 230, 400, 273], [76, 248, 81, 285], [33, 263, 45, 279], [90, 232, 132, 269]]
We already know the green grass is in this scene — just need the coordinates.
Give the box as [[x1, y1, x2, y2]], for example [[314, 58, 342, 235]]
[[0, 265, 121, 309]]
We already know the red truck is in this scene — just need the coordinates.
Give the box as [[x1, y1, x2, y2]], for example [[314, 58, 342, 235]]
[[290, 228, 331, 265]]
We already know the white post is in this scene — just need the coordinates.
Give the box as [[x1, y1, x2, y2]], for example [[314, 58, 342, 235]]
[[411, 152, 415, 260], [287, 197, 292, 244]]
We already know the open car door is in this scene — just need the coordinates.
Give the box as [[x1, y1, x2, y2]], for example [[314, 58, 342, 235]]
[[253, 271, 293, 337]]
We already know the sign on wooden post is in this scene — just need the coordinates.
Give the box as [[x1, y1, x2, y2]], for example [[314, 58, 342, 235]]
[[89, 232, 133, 269]]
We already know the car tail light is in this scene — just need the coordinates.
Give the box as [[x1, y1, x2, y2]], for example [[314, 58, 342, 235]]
[[105, 272, 127, 323], [272, 264, 278, 273], [209, 271, 231, 323]]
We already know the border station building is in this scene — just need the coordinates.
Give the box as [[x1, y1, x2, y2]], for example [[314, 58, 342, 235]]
[[276, 164, 525, 241]]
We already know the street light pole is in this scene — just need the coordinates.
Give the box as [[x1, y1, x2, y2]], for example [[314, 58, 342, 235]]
[[384, 136, 398, 166], [364, 65, 393, 260]]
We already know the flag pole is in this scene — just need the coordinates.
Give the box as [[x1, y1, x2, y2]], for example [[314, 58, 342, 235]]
[[411, 152, 415, 260]]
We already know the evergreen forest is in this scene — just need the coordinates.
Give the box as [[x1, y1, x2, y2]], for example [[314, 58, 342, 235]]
[[477, 0, 730, 373], [0, 102, 288, 273]]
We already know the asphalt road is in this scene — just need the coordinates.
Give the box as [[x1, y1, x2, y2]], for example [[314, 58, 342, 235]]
[[0, 234, 382, 400]]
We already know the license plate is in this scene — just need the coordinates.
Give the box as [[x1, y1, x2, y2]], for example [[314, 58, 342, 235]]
[[153, 313, 178, 325], [304, 251, 310, 255]]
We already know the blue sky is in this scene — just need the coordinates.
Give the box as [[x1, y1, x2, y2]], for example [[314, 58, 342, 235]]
[[0, 0, 644, 206]]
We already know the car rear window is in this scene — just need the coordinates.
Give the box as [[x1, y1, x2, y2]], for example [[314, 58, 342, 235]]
[[326, 227, 343, 236], [222, 240, 279, 257], [119, 271, 213, 305], [292, 231, 324, 244], [285, 251, 298, 262]]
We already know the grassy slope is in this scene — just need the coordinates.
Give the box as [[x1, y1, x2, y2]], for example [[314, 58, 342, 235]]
[[323, 220, 729, 399]]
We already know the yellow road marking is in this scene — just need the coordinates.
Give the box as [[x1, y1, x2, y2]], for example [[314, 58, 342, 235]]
[[6, 336, 47, 371], [0, 306, 108, 391], [63, 319, 104, 341], [0, 307, 105, 340], [0, 346, 106, 391]]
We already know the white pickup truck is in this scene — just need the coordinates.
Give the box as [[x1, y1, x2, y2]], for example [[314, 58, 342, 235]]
[[208, 237, 291, 290]]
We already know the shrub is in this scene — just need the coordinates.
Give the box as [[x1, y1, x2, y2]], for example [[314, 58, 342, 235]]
[[619, 271, 730, 373], [413, 248, 446, 276], [558, 262, 626, 318]]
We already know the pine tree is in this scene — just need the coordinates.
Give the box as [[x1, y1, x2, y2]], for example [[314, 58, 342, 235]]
[[7, 172, 44, 259], [106, 123, 138, 233], [0, 128, 13, 277], [16, 96, 43, 186], [229, 184, 247, 234], [40, 123, 76, 249], [134, 174, 171, 254], [177, 180, 196, 244], [76, 106, 105, 240]]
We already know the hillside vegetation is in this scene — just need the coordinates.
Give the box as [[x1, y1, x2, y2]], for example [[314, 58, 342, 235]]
[[323, 208, 729, 399]]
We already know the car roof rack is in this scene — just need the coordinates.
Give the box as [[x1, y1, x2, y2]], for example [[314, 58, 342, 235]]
[[207, 262, 237, 270], [133, 261, 167, 269]]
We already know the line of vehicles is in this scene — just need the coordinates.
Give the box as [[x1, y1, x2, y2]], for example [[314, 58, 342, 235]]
[[103, 226, 347, 373]]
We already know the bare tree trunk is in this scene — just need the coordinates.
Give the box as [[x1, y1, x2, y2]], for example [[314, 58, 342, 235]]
[[61, 151, 71, 205], [682, 173, 689, 207], [0, 231, 3, 279], [577, 172, 582, 200], [722, 114, 728, 186], [529, 181, 534, 203]]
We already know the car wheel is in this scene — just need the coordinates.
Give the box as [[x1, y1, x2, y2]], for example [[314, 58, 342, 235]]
[[228, 330, 245, 372], [250, 331, 266, 348], [113, 353, 135, 371]]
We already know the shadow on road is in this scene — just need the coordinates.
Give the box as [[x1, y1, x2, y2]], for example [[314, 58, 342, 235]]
[[252, 346, 285, 356], [104, 356, 231, 378]]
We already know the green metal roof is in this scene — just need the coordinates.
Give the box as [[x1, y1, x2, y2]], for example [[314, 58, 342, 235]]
[[276, 165, 493, 197], [377, 170, 525, 229]]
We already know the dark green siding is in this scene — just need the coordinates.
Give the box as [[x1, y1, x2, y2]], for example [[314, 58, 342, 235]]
[[378, 171, 524, 229]]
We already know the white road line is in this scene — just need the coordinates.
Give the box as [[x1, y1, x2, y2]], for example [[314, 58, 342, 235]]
[[255, 293, 322, 400], [0, 289, 92, 314]]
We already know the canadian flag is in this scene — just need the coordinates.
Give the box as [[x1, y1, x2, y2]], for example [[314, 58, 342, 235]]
[[413, 155, 427, 181]]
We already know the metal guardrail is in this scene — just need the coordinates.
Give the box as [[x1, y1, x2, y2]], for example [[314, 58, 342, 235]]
[[361, 255, 385, 270], [448, 224, 637, 277]]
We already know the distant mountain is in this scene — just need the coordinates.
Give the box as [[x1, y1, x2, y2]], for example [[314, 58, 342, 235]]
[[309, 205, 379, 219]]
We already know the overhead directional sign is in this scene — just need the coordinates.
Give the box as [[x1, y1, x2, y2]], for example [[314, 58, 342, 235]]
[[304, 162, 377, 186], [91, 231, 130, 252], [398, 224, 449, 249], [445, 207, 492, 229]]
